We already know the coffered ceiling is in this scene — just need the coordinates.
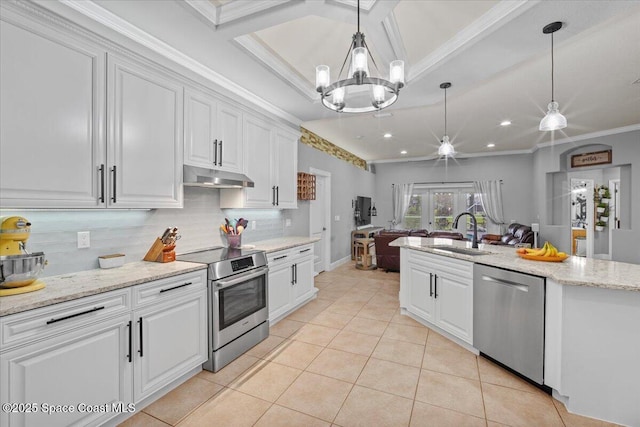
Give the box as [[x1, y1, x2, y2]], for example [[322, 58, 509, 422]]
[[59, 0, 640, 162]]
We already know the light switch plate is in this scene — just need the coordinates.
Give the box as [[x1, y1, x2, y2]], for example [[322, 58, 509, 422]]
[[77, 231, 90, 249], [285, 219, 291, 227], [334, 215, 340, 221]]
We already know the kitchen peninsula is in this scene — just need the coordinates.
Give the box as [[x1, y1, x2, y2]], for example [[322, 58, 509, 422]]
[[390, 236, 640, 426]]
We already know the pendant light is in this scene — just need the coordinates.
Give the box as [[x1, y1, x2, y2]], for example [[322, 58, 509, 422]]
[[315, 0, 405, 113], [539, 21, 567, 131], [438, 82, 455, 157]]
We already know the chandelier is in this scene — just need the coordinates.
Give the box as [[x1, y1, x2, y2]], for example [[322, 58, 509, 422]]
[[539, 21, 567, 131], [315, 0, 405, 113], [438, 82, 455, 157]]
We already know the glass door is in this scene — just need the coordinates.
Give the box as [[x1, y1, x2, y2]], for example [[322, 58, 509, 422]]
[[218, 274, 266, 330]]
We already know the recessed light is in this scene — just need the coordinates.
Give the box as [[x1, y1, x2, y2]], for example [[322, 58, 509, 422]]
[[355, 135, 363, 139], [373, 112, 393, 118], [500, 120, 511, 126], [400, 150, 407, 154], [487, 143, 496, 148], [383, 133, 393, 138]]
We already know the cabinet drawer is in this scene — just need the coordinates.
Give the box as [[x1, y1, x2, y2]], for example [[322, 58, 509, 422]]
[[407, 250, 473, 279], [1, 288, 131, 351], [292, 244, 313, 259], [267, 249, 294, 267], [133, 271, 206, 308]]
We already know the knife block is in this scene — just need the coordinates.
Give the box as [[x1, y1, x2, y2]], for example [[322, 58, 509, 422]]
[[143, 238, 174, 262]]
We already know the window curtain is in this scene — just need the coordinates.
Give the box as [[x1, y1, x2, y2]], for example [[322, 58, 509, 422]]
[[474, 180, 506, 232], [391, 183, 414, 229]]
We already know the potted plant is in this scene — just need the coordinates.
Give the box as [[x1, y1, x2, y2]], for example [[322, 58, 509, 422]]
[[595, 221, 606, 231], [601, 187, 611, 203], [600, 215, 609, 223], [596, 203, 607, 214]]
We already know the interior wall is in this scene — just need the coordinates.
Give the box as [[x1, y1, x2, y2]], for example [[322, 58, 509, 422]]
[[285, 142, 376, 264], [534, 129, 640, 263], [5, 187, 285, 277], [371, 154, 534, 231]]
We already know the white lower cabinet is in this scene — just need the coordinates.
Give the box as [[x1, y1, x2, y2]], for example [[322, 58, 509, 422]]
[[400, 248, 473, 344], [0, 270, 207, 427], [0, 314, 132, 427], [267, 245, 316, 323], [133, 290, 207, 402]]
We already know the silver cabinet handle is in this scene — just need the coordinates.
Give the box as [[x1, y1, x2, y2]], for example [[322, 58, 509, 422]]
[[481, 275, 529, 292]]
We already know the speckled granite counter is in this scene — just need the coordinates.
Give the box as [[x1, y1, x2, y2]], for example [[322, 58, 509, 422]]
[[390, 236, 640, 292], [250, 236, 320, 253], [0, 261, 207, 317]]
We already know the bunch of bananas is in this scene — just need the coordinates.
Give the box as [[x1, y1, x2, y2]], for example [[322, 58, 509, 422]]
[[516, 241, 566, 257]]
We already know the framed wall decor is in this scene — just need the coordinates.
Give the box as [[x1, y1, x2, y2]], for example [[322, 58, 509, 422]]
[[571, 150, 612, 168]]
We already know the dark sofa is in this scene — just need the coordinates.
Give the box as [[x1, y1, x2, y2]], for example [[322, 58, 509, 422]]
[[374, 229, 465, 272], [482, 223, 534, 246]]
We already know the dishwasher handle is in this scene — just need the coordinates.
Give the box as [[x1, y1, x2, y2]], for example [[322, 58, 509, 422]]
[[481, 275, 529, 292]]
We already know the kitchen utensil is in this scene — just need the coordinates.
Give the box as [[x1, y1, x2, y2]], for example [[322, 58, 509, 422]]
[[160, 228, 172, 244], [237, 225, 244, 234]]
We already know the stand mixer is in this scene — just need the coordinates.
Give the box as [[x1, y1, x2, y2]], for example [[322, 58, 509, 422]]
[[0, 216, 47, 296]]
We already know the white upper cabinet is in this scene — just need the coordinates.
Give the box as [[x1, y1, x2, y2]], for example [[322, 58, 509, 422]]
[[272, 129, 298, 209], [0, 12, 105, 208], [220, 115, 298, 209], [184, 89, 243, 174], [0, 7, 183, 209], [107, 55, 183, 209]]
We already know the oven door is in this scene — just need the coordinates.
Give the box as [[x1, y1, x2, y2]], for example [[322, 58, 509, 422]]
[[211, 266, 268, 349]]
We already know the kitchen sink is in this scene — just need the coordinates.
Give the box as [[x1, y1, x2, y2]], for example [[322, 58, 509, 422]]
[[424, 245, 493, 256]]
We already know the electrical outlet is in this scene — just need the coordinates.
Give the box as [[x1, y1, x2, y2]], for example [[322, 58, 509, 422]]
[[285, 219, 291, 227], [251, 220, 256, 230], [334, 215, 340, 221], [77, 231, 90, 249]]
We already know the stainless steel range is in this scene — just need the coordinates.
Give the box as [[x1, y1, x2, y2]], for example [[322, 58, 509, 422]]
[[176, 247, 269, 372]]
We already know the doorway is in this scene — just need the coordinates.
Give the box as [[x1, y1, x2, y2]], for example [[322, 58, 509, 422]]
[[569, 178, 594, 258], [310, 168, 331, 274]]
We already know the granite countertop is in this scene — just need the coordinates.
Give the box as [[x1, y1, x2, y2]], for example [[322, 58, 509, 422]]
[[250, 236, 320, 253], [0, 261, 207, 317], [390, 236, 640, 292]]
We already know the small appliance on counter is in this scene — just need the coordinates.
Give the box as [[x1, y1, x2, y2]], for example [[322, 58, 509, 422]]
[[0, 216, 47, 296]]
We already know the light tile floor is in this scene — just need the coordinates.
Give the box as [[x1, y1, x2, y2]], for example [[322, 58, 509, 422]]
[[119, 263, 619, 427]]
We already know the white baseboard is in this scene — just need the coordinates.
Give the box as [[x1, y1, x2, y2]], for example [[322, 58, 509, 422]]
[[329, 255, 351, 271]]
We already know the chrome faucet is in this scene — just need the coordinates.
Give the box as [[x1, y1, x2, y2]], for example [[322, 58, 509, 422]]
[[452, 212, 479, 249]]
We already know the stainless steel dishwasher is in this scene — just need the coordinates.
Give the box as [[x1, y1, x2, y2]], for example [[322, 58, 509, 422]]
[[474, 264, 545, 385]]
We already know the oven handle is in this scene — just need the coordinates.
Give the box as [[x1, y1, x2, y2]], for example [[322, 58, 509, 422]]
[[213, 266, 269, 289]]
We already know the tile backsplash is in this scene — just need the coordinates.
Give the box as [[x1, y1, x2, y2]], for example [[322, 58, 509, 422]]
[[2, 187, 285, 277]]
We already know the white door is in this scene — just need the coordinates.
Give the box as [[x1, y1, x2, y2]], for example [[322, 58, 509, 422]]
[[434, 271, 472, 343], [268, 263, 293, 322], [107, 55, 183, 209], [293, 256, 315, 305], [184, 89, 216, 168], [408, 263, 435, 323], [310, 173, 329, 273]]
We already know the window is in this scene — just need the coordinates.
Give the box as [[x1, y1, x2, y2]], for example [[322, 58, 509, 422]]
[[403, 185, 488, 239]]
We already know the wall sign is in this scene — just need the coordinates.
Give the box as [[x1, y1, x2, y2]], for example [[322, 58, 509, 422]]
[[571, 150, 612, 168]]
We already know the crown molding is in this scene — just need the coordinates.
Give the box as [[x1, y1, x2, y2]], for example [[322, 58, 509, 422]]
[[331, 0, 377, 12], [184, 0, 218, 27], [219, 0, 291, 26], [59, 0, 302, 127], [233, 34, 318, 101], [408, 0, 538, 82], [369, 124, 640, 164], [532, 124, 640, 152], [382, 11, 408, 67]]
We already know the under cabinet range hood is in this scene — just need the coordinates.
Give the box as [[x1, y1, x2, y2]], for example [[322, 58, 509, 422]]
[[183, 166, 254, 189]]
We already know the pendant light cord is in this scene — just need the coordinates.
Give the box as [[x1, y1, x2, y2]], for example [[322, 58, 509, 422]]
[[444, 87, 448, 135], [357, 0, 360, 33], [551, 31, 555, 102]]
